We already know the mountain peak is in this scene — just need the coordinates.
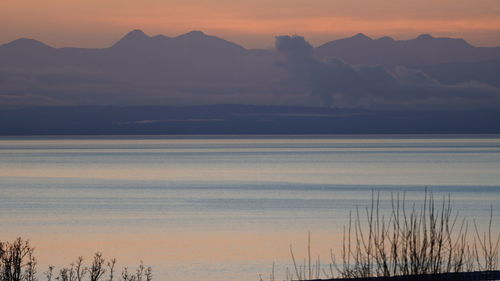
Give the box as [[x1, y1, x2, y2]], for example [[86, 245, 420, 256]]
[[123, 29, 149, 40], [416, 34, 434, 40], [2, 38, 51, 49], [413, 34, 473, 48], [188, 30, 205, 35], [177, 30, 207, 39], [352, 33, 371, 40], [112, 29, 151, 48]]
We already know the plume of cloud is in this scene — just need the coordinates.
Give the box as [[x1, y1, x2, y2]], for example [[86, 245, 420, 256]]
[[275, 35, 500, 109]]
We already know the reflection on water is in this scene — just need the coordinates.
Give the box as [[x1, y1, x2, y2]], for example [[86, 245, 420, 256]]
[[0, 135, 499, 281]]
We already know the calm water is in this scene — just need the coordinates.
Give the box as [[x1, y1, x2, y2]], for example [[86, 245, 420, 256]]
[[1, 135, 500, 281]]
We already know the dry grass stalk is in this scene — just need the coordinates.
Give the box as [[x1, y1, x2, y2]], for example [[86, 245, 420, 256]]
[[277, 191, 499, 281]]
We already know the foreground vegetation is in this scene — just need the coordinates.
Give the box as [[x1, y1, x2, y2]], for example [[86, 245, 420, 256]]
[[0, 240, 151, 281], [2, 192, 498, 281], [281, 191, 499, 281]]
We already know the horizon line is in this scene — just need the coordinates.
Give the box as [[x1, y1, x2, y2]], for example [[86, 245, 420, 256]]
[[2, 29, 498, 50]]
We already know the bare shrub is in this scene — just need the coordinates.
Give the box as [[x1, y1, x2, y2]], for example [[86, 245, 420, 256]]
[[279, 191, 499, 281], [88, 253, 105, 281], [74, 258, 87, 281], [474, 207, 500, 271], [0, 238, 37, 281], [332, 191, 496, 278], [0, 239, 151, 281], [107, 259, 116, 281]]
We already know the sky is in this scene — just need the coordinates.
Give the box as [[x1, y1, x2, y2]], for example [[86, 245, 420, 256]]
[[1, 0, 500, 111], [1, 0, 500, 48]]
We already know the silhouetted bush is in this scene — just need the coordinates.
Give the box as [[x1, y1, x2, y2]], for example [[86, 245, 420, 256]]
[[282, 191, 499, 281], [0, 239, 151, 281], [0, 238, 36, 281]]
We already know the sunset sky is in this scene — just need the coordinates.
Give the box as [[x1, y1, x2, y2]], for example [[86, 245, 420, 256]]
[[1, 0, 500, 48]]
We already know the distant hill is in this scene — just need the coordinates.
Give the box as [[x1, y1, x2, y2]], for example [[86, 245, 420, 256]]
[[0, 30, 281, 107], [0, 29, 274, 76], [0, 30, 499, 110], [316, 33, 500, 66]]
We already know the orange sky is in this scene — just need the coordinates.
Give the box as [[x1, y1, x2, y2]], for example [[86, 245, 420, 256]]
[[1, 0, 500, 48]]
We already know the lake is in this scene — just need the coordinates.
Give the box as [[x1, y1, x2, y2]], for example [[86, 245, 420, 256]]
[[0, 135, 499, 281]]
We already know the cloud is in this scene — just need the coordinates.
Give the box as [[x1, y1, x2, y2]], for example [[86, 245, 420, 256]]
[[275, 35, 500, 109]]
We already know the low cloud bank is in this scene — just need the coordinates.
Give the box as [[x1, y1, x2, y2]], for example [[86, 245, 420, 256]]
[[276, 35, 500, 109]]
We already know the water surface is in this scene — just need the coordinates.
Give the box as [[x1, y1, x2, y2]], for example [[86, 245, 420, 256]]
[[1, 135, 499, 281]]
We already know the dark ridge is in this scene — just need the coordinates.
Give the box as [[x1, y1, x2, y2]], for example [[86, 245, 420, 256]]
[[1, 105, 499, 135], [0, 38, 53, 49]]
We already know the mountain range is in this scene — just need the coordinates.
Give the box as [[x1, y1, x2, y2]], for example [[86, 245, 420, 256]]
[[316, 33, 500, 66], [1, 29, 500, 110]]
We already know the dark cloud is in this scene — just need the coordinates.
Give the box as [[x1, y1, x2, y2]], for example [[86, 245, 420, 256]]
[[275, 35, 500, 109]]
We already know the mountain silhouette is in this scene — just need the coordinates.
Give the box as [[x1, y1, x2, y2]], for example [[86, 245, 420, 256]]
[[316, 33, 500, 66], [1, 38, 53, 51], [0, 38, 57, 66], [3, 30, 499, 69], [0, 30, 280, 107], [110, 29, 244, 56], [0, 30, 499, 109], [112, 29, 155, 49]]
